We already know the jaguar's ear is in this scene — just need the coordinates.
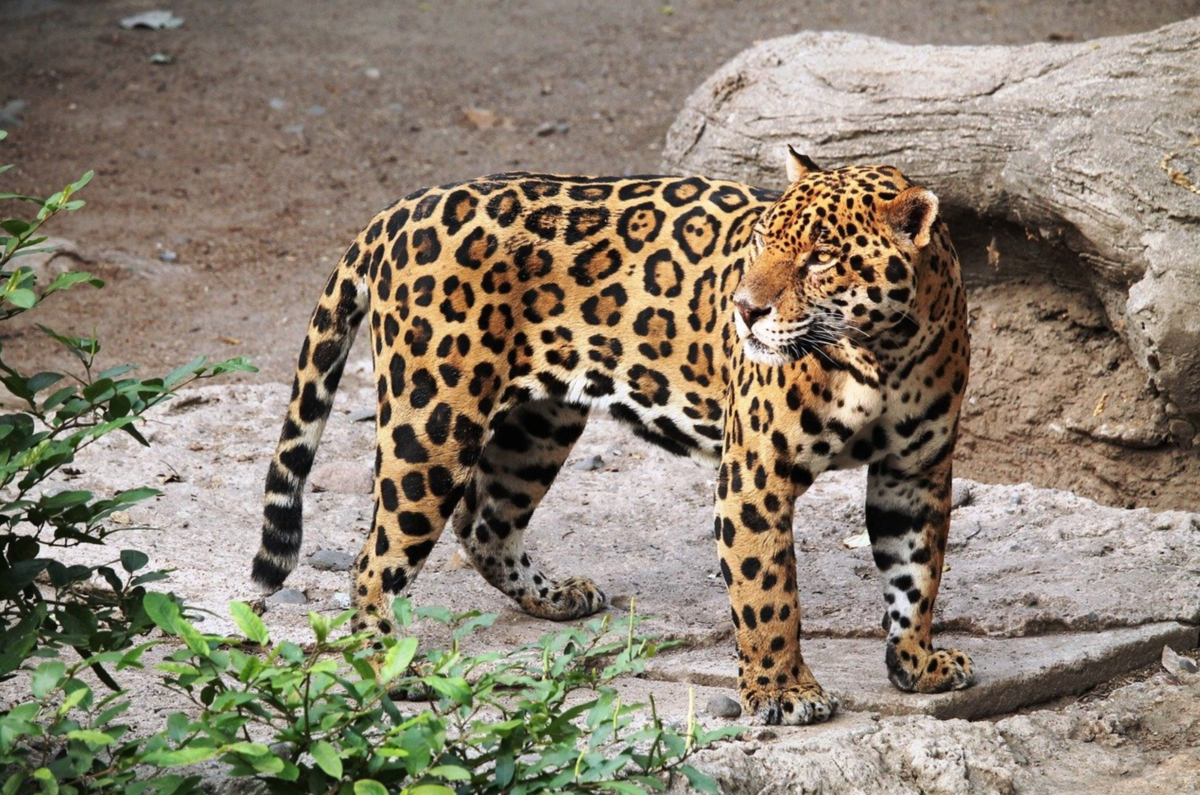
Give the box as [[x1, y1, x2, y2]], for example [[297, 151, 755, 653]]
[[883, 186, 939, 249], [785, 145, 822, 183]]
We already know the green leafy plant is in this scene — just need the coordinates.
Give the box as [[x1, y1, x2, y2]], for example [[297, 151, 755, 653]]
[[0, 132, 255, 682], [3, 598, 738, 794]]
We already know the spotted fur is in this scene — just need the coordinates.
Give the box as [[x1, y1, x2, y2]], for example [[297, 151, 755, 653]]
[[252, 150, 973, 725]]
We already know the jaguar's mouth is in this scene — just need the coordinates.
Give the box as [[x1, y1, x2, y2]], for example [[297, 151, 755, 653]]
[[743, 336, 795, 366], [743, 322, 837, 366]]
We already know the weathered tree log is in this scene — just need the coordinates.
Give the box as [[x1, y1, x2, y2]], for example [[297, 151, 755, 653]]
[[664, 19, 1200, 423]]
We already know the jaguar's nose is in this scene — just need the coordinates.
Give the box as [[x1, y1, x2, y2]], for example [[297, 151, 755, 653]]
[[734, 296, 770, 327]]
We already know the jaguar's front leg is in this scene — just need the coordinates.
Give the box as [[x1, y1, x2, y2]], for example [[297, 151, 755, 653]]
[[867, 457, 975, 693], [714, 444, 839, 726]]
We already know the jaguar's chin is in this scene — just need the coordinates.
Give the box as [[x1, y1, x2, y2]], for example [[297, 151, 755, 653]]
[[744, 333, 836, 366], [743, 337, 795, 366]]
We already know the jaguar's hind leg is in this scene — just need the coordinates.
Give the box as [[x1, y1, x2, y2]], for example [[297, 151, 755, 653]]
[[452, 399, 607, 620], [351, 415, 477, 645]]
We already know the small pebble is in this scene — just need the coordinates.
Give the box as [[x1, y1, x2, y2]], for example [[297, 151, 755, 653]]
[[159, 250, 178, 263], [282, 123, 305, 135], [950, 480, 972, 510], [331, 591, 352, 609], [1010, 494, 1024, 506], [706, 693, 742, 719], [535, 120, 571, 137], [0, 99, 28, 127], [305, 105, 326, 116], [1162, 645, 1198, 677], [348, 408, 375, 423], [572, 454, 604, 472], [266, 588, 308, 607], [310, 461, 372, 494], [365, 67, 381, 79], [268, 97, 288, 111], [309, 549, 355, 572], [269, 742, 293, 759]]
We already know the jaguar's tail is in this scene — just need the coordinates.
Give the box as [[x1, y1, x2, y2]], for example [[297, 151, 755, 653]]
[[252, 242, 368, 589]]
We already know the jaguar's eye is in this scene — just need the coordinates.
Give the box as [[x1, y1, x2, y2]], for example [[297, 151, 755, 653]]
[[810, 250, 837, 268], [752, 231, 766, 250]]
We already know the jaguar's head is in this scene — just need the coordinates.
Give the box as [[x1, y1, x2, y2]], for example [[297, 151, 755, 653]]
[[733, 148, 940, 365]]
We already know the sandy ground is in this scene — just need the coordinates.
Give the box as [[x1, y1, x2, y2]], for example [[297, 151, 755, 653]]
[[3, 2, 1200, 789], [3, 0, 1200, 510]]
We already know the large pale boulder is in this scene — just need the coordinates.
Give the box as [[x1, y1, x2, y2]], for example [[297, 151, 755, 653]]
[[663, 19, 1200, 422]]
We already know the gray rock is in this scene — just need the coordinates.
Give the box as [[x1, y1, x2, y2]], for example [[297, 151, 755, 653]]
[[268, 97, 288, 111], [265, 588, 307, 606], [158, 250, 178, 263], [572, 454, 605, 472], [705, 693, 742, 719], [309, 460, 372, 494], [1161, 644, 1198, 678], [348, 408, 375, 423], [331, 591, 352, 609], [309, 549, 355, 572], [950, 480, 972, 510], [281, 123, 304, 135], [687, 667, 1200, 795], [651, 623, 1199, 721], [304, 105, 326, 116]]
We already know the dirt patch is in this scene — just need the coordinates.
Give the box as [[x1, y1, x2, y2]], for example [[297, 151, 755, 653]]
[[3, 3, 1199, 514]]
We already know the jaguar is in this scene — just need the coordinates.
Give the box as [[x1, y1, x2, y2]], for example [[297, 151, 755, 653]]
[[252, 149, 974, 724]]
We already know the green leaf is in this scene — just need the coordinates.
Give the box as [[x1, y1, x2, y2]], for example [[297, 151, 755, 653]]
[[405, 787, 456, 795], [120, 549, 149, 572], [6, 288, 36, 308], [71, 171, 94, 192], [424, 675, 472, 707], [144, 744, 220, 767], [25, 372, 63, 394], [229, 601, 269, 645], [167, 712, 190, 743], [221, 741, 270, 756], [597, 783, 648, 795], [31, 660, 65, 698], [392, 597, 413, 628], [354, 781, 389, 795], [175, 616, 211, 658], [428, 764, 472, 781], [144, 591, 182, 632], [0, 219, 30, 236], [57, 684, 89, 716], [311, 740, 343, 779], [43, 270, 103, 296], [415, 605, 454, 624], [66, 729, 114, 745], [378, 636, 418, 684], [40, 489, 92, 509], [163, 355, 207, 388]]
